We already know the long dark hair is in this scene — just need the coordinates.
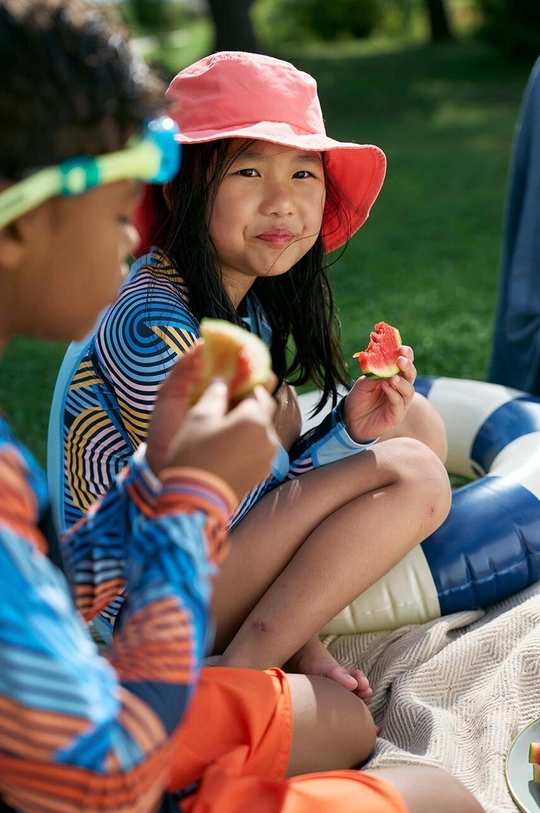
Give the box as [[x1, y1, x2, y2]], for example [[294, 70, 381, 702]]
[[146, 139, 352, 411]]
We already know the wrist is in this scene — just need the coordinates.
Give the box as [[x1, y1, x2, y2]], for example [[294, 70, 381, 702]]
[[339, 397, 377, 445], [144, 439, 167, 478], [133, 443, 162, 492]]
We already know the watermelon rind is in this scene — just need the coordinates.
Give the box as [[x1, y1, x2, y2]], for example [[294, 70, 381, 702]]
[[359, 364, 401, 380], [199, 318, 272, 399]]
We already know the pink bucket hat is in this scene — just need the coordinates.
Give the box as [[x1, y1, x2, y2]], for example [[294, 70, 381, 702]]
[[137, 51, 387, 254]]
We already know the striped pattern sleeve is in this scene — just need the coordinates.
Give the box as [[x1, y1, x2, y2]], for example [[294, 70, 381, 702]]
[[287, 400, 378, 478], [0, 422, 236, 813], [61, 254, 199, 531]]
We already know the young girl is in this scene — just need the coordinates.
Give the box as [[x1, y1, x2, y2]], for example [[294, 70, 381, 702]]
[[53, 50, 451, 697]]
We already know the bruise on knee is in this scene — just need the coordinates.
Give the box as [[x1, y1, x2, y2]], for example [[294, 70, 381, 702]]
[[252, 620, 269, 633]]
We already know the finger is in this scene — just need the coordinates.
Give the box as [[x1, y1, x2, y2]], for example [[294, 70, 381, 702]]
[[349, 375, 381, 394], [380, 378, 403, 407], [225, 392, 278, 448], [397, 356, 417, 384], [232, 385, 277, 423], [253, 384, 278, 420], [158, 343, 202, 399], [398, 345, 414, 362], [242, 372, 278, 401], [189, 377, 229, 419], [382, 376, 414, 407]]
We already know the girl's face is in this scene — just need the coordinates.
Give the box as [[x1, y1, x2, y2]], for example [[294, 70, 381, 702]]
[[209, 140, 326, 304]]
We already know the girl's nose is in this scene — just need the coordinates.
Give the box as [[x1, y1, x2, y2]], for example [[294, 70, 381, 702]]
[[260, 181, 295, 217]]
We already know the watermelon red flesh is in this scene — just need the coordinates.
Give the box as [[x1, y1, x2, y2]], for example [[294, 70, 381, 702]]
[[353, 321, 402, 379], [529, 742, 540, 764]]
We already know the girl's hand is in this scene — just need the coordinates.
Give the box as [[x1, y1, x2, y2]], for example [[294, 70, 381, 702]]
[[273, 382, 302, 451], [342, 346, 416, 443]]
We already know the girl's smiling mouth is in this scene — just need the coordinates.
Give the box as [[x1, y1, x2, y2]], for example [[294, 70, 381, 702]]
[[256, 228, 295, 247]]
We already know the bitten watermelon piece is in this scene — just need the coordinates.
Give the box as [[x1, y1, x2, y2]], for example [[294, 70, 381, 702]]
[[529, 742, 540, 764], [191, 318, 272, 404], [353, 322, 403, 379]]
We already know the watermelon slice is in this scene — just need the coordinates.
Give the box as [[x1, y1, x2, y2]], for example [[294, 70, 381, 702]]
[[191, 318, 272, 403], [529, 742, 540, 764], [353, 322, 403, 379]]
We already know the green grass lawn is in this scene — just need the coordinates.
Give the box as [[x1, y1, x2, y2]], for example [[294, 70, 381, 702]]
[[297, 40, 530, 382], [0, 37, 531, 465]]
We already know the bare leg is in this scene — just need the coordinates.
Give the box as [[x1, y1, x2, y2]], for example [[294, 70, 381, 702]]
[[286, 674, 376, 777], [364, 766, 484, 813], [213, 438, 451, 690], [379, 391, 448, 463]]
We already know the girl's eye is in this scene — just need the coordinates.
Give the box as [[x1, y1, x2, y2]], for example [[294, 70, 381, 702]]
[[293, 170, 315, 179], [235, 168, 260, 177]]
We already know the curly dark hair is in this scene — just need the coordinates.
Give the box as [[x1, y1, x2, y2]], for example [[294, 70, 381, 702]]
[[0, 0, 163, 181]]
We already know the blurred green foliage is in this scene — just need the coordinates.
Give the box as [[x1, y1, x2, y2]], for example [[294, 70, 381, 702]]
[[129, 0, 169, 31], [253, 0, 480, 48], [254, 0, 381, 44], [121, 0, 192, 37], [477, 0, 540, 62]]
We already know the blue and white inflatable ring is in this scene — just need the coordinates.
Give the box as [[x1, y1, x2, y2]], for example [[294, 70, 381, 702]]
[[301, 376, 540, 634]]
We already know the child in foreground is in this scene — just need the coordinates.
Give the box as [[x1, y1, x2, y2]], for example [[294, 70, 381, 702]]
[[54, 49, 451, 695], [0, 2, 484, 812]]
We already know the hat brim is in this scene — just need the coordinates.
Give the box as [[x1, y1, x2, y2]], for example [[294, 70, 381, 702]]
[[174, 121, 386, 253]]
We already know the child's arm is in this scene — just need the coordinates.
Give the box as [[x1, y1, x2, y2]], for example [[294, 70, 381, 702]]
[[0, 435, 234, 812], [0, 369, 277, 812]]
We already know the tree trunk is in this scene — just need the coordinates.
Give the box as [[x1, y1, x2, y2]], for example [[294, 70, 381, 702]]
[[207, 0, 259, 53], [425, 0, 452, 41]]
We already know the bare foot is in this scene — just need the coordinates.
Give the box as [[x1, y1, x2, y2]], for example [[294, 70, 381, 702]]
[[285, 636, 372, 701]]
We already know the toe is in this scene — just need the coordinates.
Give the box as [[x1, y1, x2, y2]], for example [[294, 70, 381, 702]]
[[328, 665, 359, 691], [350, 669, 372, 700]]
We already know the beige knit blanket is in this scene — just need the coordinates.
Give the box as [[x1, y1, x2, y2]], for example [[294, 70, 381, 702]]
[[324, 582, 540, 812]]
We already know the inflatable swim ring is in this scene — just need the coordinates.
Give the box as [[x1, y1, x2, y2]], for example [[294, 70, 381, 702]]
[[298, 377, 540, 634]]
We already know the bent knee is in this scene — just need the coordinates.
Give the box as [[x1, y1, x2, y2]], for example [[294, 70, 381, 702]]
[[287, 675, 376, 774], [387, 437, 452, 526]]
